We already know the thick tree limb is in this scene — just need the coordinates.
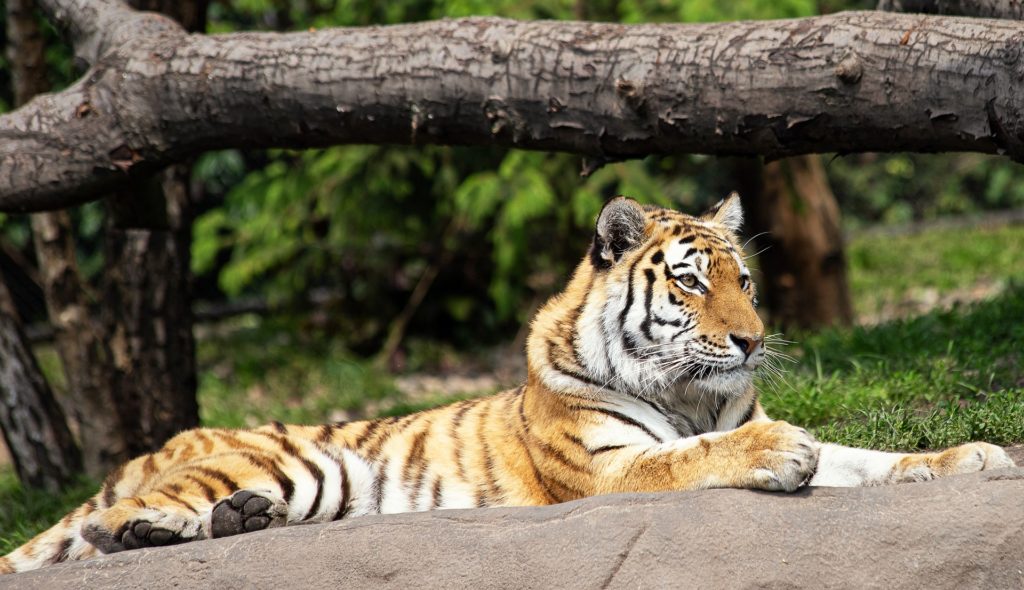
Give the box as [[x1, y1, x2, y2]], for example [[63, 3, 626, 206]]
[[878, 0, 1024, 19], [5, 9, 1024, 211]]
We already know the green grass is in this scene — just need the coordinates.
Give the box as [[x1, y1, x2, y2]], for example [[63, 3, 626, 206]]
[[847, 223, 1024, 318], [2, 223, 1024, 554], [0, 471, 96, 554], [761, 285, 1024, 449]]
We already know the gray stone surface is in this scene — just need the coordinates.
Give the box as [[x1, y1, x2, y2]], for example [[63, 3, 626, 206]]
[[5, 465, 1024, 590]]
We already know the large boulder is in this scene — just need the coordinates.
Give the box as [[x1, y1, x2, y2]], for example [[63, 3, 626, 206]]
[[5, 459, 1024, 589]]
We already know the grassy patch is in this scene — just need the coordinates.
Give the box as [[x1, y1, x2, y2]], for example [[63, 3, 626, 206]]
[[0, 471, 96, 554], [761, 284, 1024, 450], [197, 315, 404, 427], [847, 223, 1024, 318]]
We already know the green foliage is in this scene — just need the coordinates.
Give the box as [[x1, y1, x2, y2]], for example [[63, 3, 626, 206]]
[[829, 154, 1024, 226]]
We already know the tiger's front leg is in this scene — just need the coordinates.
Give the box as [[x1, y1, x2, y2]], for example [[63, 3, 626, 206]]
[[592, 420, 820, 494], [809, 442, 1016, 487]]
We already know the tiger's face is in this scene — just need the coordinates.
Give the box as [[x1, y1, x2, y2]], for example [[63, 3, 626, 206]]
[[595, 195, 764, 398], [528, 193, 765, 402]]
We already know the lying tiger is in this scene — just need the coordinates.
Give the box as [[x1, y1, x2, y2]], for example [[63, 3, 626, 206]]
[[2, 195, 1014, 574]]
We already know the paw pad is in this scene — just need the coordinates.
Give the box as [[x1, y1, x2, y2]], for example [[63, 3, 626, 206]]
[[211, 490, 285, 538]]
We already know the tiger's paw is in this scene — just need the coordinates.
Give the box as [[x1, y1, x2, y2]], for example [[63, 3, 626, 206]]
[[893, 442, 1016, 483], [210, 490, 288, 538], [730, 420, 820, 492], [83, 507, 204, 554]]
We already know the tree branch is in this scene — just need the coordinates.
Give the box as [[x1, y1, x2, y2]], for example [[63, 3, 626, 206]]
[[5, 10, 1024, 211], [35, 0, 181, 65], [878, 0, 1024, 19]]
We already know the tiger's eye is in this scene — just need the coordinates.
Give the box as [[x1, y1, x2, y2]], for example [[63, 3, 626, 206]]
[[678, 274, 698, 289]]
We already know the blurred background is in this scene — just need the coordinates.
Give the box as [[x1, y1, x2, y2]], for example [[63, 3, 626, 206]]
[[2, 0, 1024, 534]]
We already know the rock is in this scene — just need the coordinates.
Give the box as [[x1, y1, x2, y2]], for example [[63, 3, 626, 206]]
[[5, 467, 1024, 590]]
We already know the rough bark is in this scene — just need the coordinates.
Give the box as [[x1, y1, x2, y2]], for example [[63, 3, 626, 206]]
[[0, 280, 81, 492], [102, 167, 199, 456], [5, 8, 1024, 211], [878, 0, 1024, 18], [98, 0, 205, 457], [31, 212, 130, 478], [738, 156, 854, 329], [8, 0, 130, 479], [2, 0, 87, 489]]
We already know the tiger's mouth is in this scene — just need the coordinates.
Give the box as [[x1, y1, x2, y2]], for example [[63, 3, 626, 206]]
[[685, 363, 750, 380]]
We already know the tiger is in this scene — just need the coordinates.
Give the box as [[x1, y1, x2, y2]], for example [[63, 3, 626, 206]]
[[1, 194, 1015, 575]]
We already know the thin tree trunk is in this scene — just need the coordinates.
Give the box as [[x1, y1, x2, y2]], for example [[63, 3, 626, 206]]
[[10, 0, 130, 478], [0, 280, 81, 491], [3, 0, 88, 486], [738, 156, 854, 329]]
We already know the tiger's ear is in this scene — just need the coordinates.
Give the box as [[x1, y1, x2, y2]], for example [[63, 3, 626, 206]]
[[592, 196, 647, 268], [701, 192, 744, 234]]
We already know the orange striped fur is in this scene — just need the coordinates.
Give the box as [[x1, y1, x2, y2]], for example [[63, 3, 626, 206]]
[[2, 195, 1013, 575]]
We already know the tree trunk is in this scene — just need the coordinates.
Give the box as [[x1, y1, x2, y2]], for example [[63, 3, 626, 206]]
[[5, 8, 1024, 211], [737, 156, 854, 329], [3, 0, 88, 487], [99, 0, 205, 456], [10, 0, 132, 478], [0, 280, 81, 492], [102, 167, 199, 456]]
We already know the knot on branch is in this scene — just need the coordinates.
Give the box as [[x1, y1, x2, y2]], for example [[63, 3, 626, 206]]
[[615, 78, 647, 115], [835, 53, 863, 85]]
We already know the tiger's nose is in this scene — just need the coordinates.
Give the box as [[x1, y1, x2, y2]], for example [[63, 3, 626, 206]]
[[729, 334, 763, 357]]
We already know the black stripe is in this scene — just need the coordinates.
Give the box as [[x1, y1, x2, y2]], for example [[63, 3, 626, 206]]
[[194, 430, 215, 453], [590, 445, 626, 455], [563, 432, 588, 449], [735, 398, 757, 428], [353, 420, 384, 448], [256, 432, 325, 520], [431, 478, 443, 509], [184, 475, 218, 502], [271, 421, 287, 434], [242, 452, 295, 503], [569, 405, 664, 443], [477, 403, 500, 502], [192, 466, 240, 494], [640, 269, 656, 340], [403, 429, 430, 507], [50, 537, 73, 565], [515, 431, 560, 504], [158, 489, 197, 513], [450, 401, 475, 480], [100, 463, 125, 508], [373, 459, 389, 512], [317, 424, 336, 443], [536, 440, 587, 473], [333, 463, 352, 521]]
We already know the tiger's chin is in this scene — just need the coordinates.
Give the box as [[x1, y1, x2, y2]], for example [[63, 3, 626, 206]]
[[688, 367, 753, 398]]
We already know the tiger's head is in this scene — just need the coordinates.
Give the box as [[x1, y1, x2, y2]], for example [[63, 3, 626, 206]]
[[528, 194, 764, 402]]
